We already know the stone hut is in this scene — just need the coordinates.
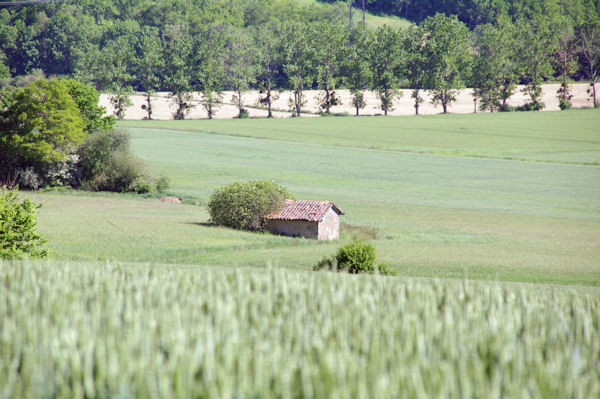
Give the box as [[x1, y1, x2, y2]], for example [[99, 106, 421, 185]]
[[265, 199, 344, 240]]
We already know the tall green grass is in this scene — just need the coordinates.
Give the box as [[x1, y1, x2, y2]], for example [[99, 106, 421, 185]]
[[1, 262, 598, 398]]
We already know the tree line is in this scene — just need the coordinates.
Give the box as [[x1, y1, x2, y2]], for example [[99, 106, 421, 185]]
[[1, 0, 599, 119]]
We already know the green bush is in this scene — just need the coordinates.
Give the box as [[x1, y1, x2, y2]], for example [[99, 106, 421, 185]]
[[208, 180, 292, 231], [0, 187, 47, 260], [314, 239, 397, 276], [336, 240, 377, 273], [77, 129, 130, 183], [155, 175, 170, 193], [77, 129, 169, 193]]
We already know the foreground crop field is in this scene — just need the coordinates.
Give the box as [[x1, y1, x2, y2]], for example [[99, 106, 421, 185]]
[[1, 262, 598, 398]]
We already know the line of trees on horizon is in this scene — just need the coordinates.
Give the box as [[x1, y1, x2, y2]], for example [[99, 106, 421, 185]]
[[1, 0, 599, 119]]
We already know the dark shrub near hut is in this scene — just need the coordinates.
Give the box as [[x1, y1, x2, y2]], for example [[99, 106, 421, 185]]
[[208, 180, 293, 231]]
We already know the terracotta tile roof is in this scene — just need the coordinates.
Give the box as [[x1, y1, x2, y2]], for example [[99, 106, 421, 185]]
[[266, 199, 344, 222]]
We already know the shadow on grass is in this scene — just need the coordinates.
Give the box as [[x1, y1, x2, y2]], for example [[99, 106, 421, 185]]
[[186, 222, 219, 228]]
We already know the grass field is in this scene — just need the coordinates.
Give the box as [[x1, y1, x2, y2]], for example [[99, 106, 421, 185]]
[[1, 262, 598, 398], [22, 110, 600, 285], [119, 109, 600, 165]]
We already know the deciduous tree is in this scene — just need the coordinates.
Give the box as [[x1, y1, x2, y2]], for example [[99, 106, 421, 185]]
[[344, 27, 372, 115], [163, 25, 196, 120], [280, 21, 317, 116], [516, 16, 556, 110], [134, 26, 164, 120], [578, 19, 600, 107], [421, 13, 473, 114], [224, 27, 259, 118], [368, 25, 404, 115], [472, 16, 521, 111], [0, 79, 85, 181], [314, 21, 347, 114], [403, 24, 427, 114], [254, 25, 281, 118]]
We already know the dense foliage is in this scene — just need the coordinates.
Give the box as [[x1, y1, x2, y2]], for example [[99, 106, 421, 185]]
[[0, 77, 166, 193], [1, 262, 598, 397], [0, 78, 86, 182], [1, 0, 599, 118], [0, 187, 47, 259], [208, 180, 293, 231]]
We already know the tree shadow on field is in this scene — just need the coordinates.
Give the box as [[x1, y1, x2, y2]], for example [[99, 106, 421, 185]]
[[186, 222, 219, 228]]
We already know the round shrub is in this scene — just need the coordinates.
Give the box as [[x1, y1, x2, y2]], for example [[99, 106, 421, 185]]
[[314, 239, 398, 276], [336, 240, 376, 274], [0, 187, 47, 260], [208, 180, 292, 231]]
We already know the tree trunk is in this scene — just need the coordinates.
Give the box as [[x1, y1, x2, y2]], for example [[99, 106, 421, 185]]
[[208, 102, 213, 119], [295, 90, 301, 116], [145, 93, 152, 120], [325, 83, 330, 114], [591, 64, 598, 107], [356, 104, 359, 116], [349, 0, 352, 32], [442, 90, 448, 113], [237, 89, 243, 118], [362, 0, 365, 27]]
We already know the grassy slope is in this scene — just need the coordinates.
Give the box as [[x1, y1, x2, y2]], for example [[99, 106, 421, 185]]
[[297, 0, 412, 29], [26, 110, 600, 285]]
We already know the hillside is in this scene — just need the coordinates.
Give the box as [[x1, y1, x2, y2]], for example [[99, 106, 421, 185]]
[[298, 0, 412, 28]]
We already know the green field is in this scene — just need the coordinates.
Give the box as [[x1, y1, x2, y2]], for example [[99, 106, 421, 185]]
[[24, 110, 600, 285], [1, 262, 598, 398], [4, 110, 600, 397]]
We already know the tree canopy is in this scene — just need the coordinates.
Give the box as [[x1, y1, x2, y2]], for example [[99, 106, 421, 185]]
[[1, 0, 598, 117]]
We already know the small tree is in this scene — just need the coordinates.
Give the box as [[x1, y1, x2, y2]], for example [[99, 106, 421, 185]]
[[421, 13, 473, 114], [314, 21, 347, 114], [343, 27, 372, 116], [224, 27, 259, 118], [0, 187, 47, 260], [369, 25, 404, 115], [255, 25, 281, 118], [163, 25, 196, 120], [553, 19, 578, 110], [404, 25, 427, 115], [134, 26, 164, 120], [208, 180, 293, 231], [196, 28, 226, 120], [516, 16, 556, 110], [280, 21, 317, 116], [579, 20, 600, 107], [472, 16, 521, 112]]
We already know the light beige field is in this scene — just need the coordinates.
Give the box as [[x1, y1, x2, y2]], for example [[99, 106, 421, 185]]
[[100, 83, 595, 120]]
